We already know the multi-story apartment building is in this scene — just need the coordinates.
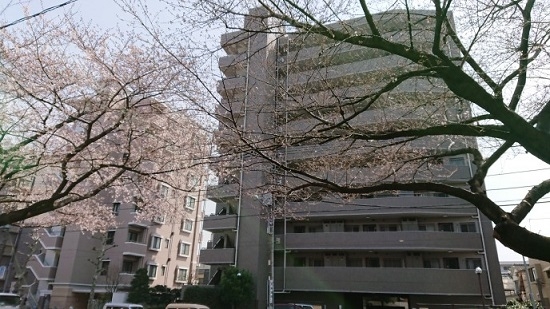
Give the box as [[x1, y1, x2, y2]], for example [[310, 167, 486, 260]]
[[500, 261, 524, 303], [513, 258, 550, 308], [202, 8, 506, 309], [0, 225, 21, 292], [14, 180, 206, 309]]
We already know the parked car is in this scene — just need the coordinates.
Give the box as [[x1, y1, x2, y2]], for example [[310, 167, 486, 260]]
[[0, 293, 20, 309], [165, 303, 210, 309], [102, 302, 144, 309], [275, 304, 314, 309]]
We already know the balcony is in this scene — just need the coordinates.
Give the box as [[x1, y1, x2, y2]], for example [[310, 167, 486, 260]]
[[221, 30, 250, 54], [217, 100, 245, 118], [283, 43, 390, 73], [26, 254, 57, 280], [2, 245, 14, 256], [203, 214, 238, 232], [286, 197, 477, 218], [199, 248, 236, 265], [38, 228, 64, 249], [217, 77, 246, 100], [219, 54, 248, 78], [207, 183, 239, 202], [274, 266, 489, 295], [276, 231, 482, 251], [121, 241, 147, 256], [285, 55, 410, 94], [39, 235, 64, 250]]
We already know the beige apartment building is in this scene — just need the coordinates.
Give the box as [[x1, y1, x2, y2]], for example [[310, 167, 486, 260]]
[[13, 179, 206, 309], [202, 7, 506, 309], [513, 258, 550, 308]]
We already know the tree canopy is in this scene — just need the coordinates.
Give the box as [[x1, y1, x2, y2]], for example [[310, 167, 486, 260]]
[[127, 268, 151, 304], [0, 10, 209, 230], [218, 267, 255, 308]]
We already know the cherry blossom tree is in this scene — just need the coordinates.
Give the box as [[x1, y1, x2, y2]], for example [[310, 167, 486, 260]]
[[0, 11, 210, 230]]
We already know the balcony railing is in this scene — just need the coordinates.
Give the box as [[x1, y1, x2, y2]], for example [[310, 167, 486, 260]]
[[274, 266, 489, 295], [207, 183, 239, 202], [286, 197, 477, 218], [203, 214, 238, 232], [199, 248, 236, 265], [27, 254, 57, 280], [276, 231, 482, 251]]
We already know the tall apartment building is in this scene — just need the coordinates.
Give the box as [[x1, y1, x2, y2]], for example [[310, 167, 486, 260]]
[[13, 179, 206, 309], [202, 7, 506, 309]]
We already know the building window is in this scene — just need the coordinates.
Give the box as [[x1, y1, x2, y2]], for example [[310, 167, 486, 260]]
[[423, 258, 441, 268], [150, 236, 162, 251], [442, 257, 460, 269], [185, 196, 196, 210], [438, 223, 454, 232], [294, 257, 306, 267], [345, 225, 361, 232], [325, 253, 346, 267], [132, 203, 140, 213], [122, 261, 134, 273], [383, 258, 403, 268], [365, 258, 380, 268], [165, 239, 170, 249], [179, 242, 191, 257], [347, 257, 363, 267], [161, 265, 166, 276], [152, 214, 165, 224], [106, 231, 115, 245], [460, 222, 477, 233], [363, 224, 377, 232], [418, 223, 435, 231], [100, 260, 110, 275], [121, 255, 140, 274], [311, 258, 324, 267], [187, 174, 199, 188], [112, 202, 120, 216], [127, 227, 144, 243], [379, 224, 399, 232], [528, 267, 538, 282], [176, 267, 188, 283], [147, 264, 158, 278], [0, 266, 6, 280], [159, 184, 170, 198], [466, 258, 482, 270], [182, 219, 193, 232]]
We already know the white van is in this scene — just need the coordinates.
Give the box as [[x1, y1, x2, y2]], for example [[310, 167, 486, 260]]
[[102, 302, 144, 309], [0, 293, 20, 309], [165, 303, 210, 309]]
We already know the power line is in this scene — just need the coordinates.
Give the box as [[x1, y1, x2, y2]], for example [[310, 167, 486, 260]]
[[486, 167, 550, 177], [0, 0, 78, 30]]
